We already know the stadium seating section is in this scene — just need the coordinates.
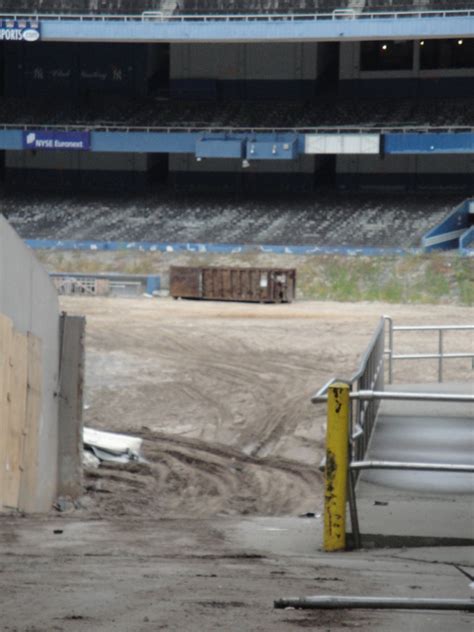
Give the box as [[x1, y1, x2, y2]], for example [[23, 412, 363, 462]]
[[179, 1, 472, 14], [0, 1, 172, 14], [0, 0, 471, 14], [5, 190, 459, 248], [0, 96, 472, 129]]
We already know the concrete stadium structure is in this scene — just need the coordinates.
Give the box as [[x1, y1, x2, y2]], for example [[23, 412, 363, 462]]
[[0, 217, 84, 512], [0, 0, 471, 199]]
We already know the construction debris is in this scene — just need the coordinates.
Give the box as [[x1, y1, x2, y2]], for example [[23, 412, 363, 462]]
[[83, 427, 143, 464]]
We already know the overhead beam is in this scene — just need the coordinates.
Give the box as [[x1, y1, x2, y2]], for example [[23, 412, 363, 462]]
[[32, 15, 474, 43]]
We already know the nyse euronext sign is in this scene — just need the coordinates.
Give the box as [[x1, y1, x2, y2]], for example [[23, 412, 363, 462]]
[[23, 131, 91, 151]]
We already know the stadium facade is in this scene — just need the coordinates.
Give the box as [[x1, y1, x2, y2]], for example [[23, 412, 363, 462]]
[[0, 1, 472, 195]]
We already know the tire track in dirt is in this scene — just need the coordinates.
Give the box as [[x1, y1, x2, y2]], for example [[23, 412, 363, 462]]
[[83, 429, 323, 518], [72, 297, 473, 520]]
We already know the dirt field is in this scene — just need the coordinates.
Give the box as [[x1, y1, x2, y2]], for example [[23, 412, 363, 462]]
[[60, 296, 473, 520], [1, 297, 473, 632]]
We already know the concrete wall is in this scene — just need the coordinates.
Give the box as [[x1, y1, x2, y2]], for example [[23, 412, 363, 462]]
[[339, 41, 474, 97], [5, 151, 148, 172], [336, 154, 474, 189], [170, 42, 320, 98], [170, 153, 315, 173], [340, 41, 474, 80], [0, 216, 60, 512], [169, 152, 315, 192], [337, 154, 473, 174], [171, 43, 318, 80], [4, 42, 153, 98], [5, 151, 150, 193]]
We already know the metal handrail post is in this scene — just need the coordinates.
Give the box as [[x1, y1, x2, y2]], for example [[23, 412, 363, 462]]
[[347, 469, 361, 549], [384, 316, 393, 384]]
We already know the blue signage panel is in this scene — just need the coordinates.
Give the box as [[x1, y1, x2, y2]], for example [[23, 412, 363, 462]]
[[23, 130, 91, 151], [0, 19, 41, 42], [196, 138, 244, 159]]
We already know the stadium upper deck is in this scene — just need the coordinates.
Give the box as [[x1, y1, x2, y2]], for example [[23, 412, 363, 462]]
[[0, 1, 472, 14], [0, 1, 471, 47], [0, 0, 472, 194]]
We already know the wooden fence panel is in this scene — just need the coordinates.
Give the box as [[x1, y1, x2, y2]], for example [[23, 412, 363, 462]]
[[1, 315, 42, 512], [0, 314, 14, 511], [18, 334, 42, 513]]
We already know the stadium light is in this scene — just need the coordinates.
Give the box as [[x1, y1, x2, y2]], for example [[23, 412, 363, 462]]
[[420, 40, 425, 46], [382, 44, 388, 51], [457, 39, 463, 45]]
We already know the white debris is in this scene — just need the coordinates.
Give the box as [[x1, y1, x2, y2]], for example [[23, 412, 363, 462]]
[[83, 427, 143, 463], [82, 449, 100, 469]]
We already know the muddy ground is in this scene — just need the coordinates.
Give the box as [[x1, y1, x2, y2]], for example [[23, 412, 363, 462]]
[[65, 297, 472, 519], [1, 297, 472, 632]]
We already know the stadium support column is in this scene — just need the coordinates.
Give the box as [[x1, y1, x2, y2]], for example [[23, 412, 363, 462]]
[[57, 315, 85, 500], [148, 153, 169, 188], [146, 43, 170, 95]]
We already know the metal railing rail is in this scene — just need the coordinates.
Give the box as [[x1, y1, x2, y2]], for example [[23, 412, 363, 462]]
[[313, 316, 474, 550], [312, 316, 386, 463], [348, 317, 386, 464], [0, 122, 472, 134], [350, 460, 474, 473], [315, 389, 474, 403], [1, 9, 473, 22], [385, 318, 474, 383]]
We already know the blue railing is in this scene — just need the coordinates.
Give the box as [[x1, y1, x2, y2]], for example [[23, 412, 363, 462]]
[[459, 226, 474, 256], [422, 199, 473, 253]]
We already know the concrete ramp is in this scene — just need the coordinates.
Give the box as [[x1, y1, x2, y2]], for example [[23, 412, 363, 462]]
[[353, 382, 474, 544]]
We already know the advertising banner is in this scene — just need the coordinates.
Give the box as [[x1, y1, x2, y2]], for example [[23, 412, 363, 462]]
[[23, 130, 91, 151], [0, 19, 41, 42]]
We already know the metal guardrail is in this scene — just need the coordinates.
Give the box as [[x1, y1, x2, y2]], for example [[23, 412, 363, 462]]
[[312, 316, 386, 462], [350, 460, 474, 473], [385, 318, 474, 383], [0, 123, 472, 134], [313, 316, 474, 551], [1, 9, 473, 22], [349, 317, 385, 465], [460, 226, 474, 255]]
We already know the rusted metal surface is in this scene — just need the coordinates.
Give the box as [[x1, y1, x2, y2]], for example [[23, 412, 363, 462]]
[[170, 266, 296, 303]]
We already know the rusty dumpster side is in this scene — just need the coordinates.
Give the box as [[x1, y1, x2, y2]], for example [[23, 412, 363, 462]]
[[170, 267, 296, 303]]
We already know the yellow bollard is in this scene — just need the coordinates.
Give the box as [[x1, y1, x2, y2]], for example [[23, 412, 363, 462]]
[[324, 382, 350, 552]]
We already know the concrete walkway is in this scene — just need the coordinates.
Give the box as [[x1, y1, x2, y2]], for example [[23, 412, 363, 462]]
[[354, 382, 474, 544], [0, 515, 473, 631]]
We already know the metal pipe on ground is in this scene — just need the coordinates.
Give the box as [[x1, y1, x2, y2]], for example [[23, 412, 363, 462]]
[[274, 596, 474, 611]]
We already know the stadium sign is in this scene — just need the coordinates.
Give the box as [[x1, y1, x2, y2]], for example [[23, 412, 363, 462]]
[[23, 131, 91, 151], [0, 19, 41, 42]]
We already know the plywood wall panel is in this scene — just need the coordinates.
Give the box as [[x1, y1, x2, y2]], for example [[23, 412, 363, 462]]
[[18, 334, 42, 513], [0, 314, 14, 511]]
